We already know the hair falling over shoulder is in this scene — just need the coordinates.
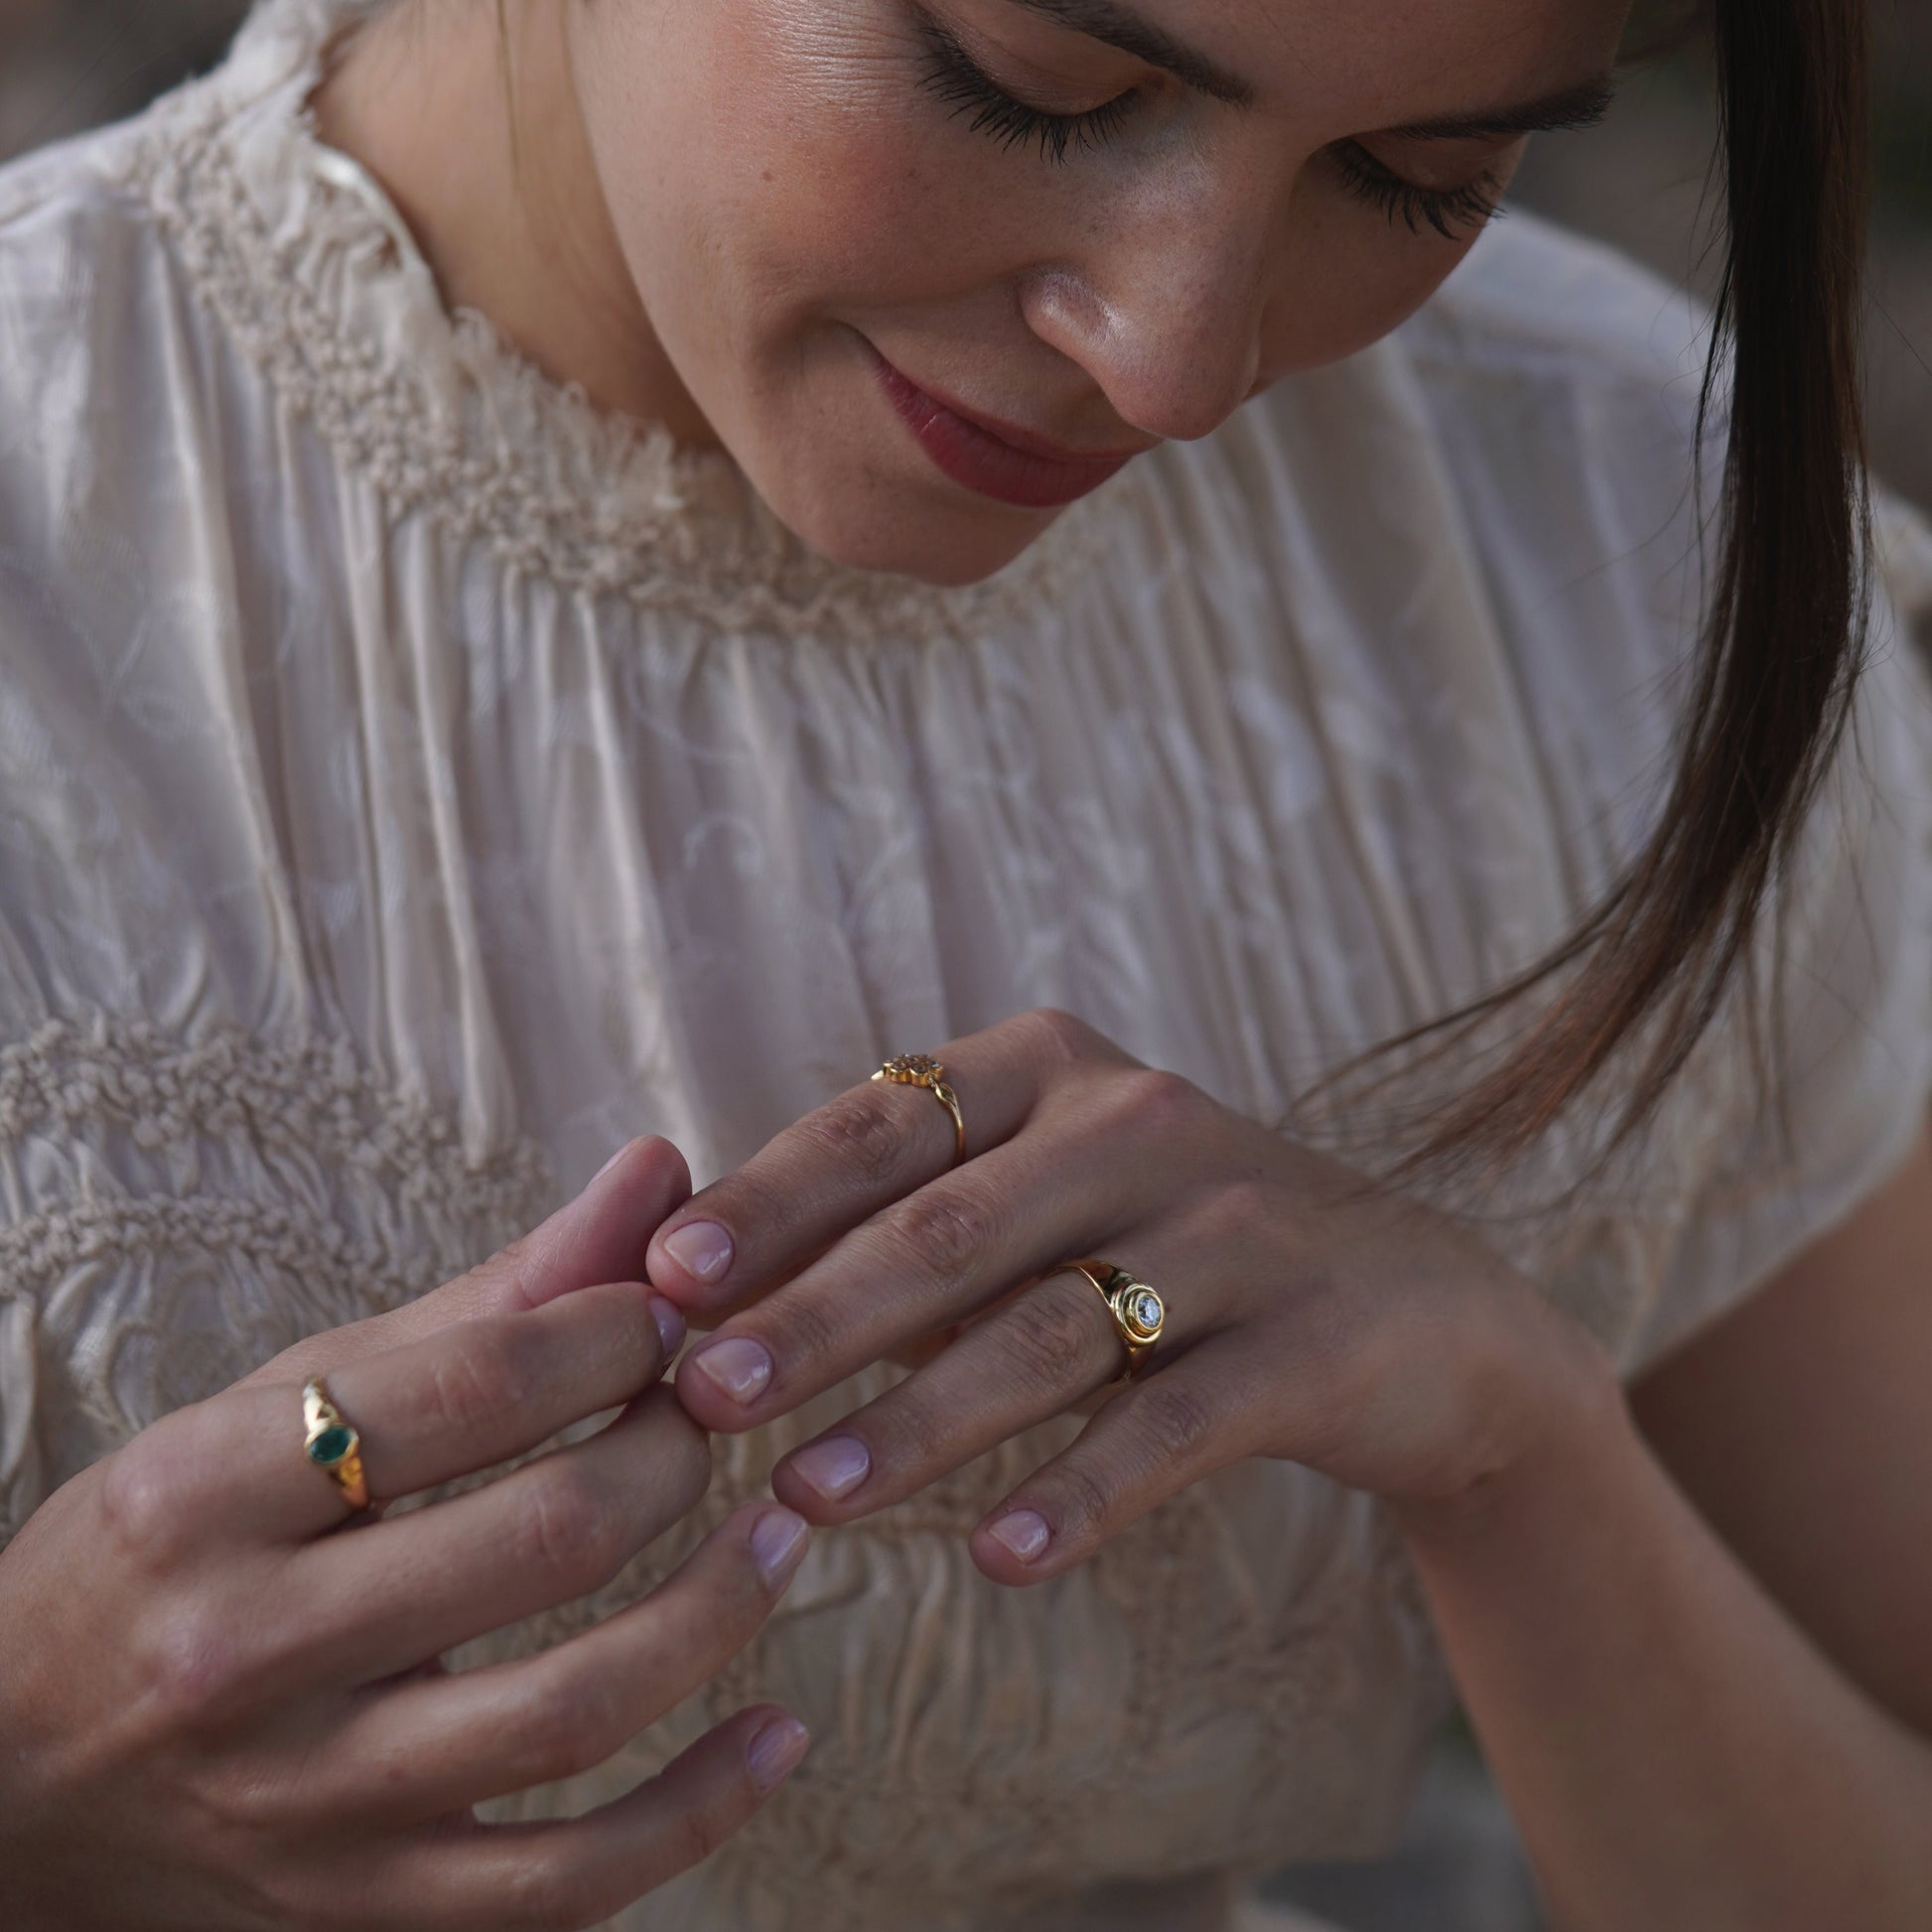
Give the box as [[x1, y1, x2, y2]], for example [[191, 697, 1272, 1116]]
[[1372, 0, 1873, 1179]]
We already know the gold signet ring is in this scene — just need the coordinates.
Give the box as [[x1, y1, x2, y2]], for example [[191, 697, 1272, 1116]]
[[302, 1377, 371, 1513], [872, 1053, 967, 1168], [1068, 1260, 1167, 1380]]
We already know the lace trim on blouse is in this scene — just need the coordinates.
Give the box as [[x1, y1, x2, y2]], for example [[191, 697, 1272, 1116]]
[[119, 0, 1116, 644], [0, 1015, 556, 1525]]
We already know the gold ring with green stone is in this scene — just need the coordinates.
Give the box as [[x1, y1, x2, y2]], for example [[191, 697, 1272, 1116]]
[[302, 1377, 371, 1513]]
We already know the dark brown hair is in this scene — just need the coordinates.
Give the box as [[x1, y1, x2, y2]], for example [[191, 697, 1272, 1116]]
[[1381, 0, 1873, 1174]]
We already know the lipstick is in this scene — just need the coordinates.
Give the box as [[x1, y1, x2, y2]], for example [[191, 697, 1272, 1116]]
[[870, 348, 1143, 510]]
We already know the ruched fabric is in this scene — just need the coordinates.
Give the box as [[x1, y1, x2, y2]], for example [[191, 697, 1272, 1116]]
[[1, 4, 1930, 1926]]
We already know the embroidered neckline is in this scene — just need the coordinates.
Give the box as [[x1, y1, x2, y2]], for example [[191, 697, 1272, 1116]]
[[127, 0, 1115, 643]]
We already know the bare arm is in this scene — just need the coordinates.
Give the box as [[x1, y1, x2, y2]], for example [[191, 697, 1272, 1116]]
[[1397, 1127, 1932, 1932]]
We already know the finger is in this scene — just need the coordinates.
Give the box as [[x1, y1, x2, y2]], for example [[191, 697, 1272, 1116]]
[[645, 1009, 1126, 1313], [767, 1267, 1141, 1523], [391, 1703, 809, 1932], [249, 1136, 693, 1389], [968, 1335, 1262, 1586], [673, 1124, 1137, 1434], [269, 1388, 715, 1687], [223, 1277, 688, 1541], [316, 1502, 810, 1823]]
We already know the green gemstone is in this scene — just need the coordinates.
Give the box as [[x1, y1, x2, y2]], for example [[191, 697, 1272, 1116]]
[[308, 1425, 354, 1467]]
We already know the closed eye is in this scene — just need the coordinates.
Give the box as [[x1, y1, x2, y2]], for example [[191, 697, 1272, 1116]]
[[1327, 140, 1508, 239], [916, 16, 1138, 164]]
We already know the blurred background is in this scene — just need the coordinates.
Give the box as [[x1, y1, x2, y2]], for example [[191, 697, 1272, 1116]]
[[0, 4, 1925, 1930]]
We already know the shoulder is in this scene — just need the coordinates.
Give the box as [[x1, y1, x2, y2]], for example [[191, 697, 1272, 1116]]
[[0, 94, 283, 1031], [0, 114, 182, 471]]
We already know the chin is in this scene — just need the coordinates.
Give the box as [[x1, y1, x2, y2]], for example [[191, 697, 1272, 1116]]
[[749, 444, 1066, 589]]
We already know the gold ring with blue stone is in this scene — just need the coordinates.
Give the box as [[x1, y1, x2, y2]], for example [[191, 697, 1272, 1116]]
[[1068, 1260, 1167, 1380], [302, 1376, 371, 1513]]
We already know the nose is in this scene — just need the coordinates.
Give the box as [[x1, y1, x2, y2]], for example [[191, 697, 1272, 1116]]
[[1021, 190, 1271, 444]]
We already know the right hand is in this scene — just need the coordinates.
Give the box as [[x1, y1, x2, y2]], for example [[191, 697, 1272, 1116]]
[[0, 1137, 813, 1932]]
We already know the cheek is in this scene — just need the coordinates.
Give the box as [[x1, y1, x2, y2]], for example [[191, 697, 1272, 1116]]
[[1260, 207, 1485, 378], [1259, 146, 1528, 378], [584, 0, 987, 360]]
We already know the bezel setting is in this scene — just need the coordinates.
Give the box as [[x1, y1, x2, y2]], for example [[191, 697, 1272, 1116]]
[[1121, 1287, 1165, 1339]]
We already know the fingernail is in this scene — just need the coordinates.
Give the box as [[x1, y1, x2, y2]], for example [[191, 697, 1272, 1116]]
[[593, 1139, 639, 1185], [988, 1509, 1051, 1564], [748, 1715, 810, 1792], [647, 1296, 686, 1360], [749, 1506, 810, 1587], [662, 1220, 735, 1286], [688, 1336, 773, 1405], [788, 1437, 871, 1503]]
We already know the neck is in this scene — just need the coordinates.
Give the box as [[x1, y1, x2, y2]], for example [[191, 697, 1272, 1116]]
[[313, 0, 716, 445]]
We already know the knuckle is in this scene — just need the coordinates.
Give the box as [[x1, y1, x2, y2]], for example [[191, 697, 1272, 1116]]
[[881, 1186, 1000, 1286], [498, 1854, 597, 1932], [1010, 1280, 1110, 1393], [861, 1394, 949, 1472], [641, 1391, 715, 1509], [197, 1759, 300, 1844], [502, 1669, 618, 1789], [1212, 1174, 1276, 1227], [1134, 1378, 1218, 1464], [1113, 1066, 1203, 1139], [655, 1783, 744, 1879], [517, 1462, 627, 1590], [479, 1228, 545, 1312], [796, 1089, 907, 1184], [141, 1598, 251, 1729], [1047, 1458, 1118, 1548], [759, 1294, 843, 1379], [1019, 1006, 1098, 1066], [99, 1424, 202, 1568], [425, 1321, 534, 1437]]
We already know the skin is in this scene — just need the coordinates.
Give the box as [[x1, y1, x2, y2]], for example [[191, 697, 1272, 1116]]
[[318, 0, 1626, 581], [7, 1, 1930, 1926], [648, 1019, 1932, 1928], [0, 1140, 817, 1931]]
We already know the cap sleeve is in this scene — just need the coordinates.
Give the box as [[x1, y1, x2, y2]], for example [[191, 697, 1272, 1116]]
[[1629, 551, 1932, 1370]]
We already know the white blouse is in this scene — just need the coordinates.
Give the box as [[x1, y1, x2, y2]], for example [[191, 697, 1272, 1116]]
[[2, 4, 1930, 1929]]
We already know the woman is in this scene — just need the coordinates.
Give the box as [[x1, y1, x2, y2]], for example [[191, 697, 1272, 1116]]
[[0, 0, 1928, 1926]]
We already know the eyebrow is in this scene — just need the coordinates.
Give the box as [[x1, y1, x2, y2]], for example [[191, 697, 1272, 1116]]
[[1382, 77, 1616, 141], [1005, 0, 1254, 106], [1002, 2, 1613, 141]]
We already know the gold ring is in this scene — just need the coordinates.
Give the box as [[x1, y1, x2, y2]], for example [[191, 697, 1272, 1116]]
[[1068, 1260, 1166, 1380], [302, 1377, 371, 1513], [872, 1053, 966, 1168]]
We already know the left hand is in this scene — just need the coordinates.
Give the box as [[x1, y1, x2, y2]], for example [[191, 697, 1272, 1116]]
[[647, 1010, 1613, 1584]]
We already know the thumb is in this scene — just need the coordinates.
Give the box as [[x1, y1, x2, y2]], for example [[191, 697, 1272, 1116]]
[[250, 1136, 694, 1385]]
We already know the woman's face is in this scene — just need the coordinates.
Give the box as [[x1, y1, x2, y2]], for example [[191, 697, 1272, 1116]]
[[566, 0, 1629, 583]]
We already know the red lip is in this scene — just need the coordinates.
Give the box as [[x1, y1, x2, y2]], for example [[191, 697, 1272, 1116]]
[[868, 347, 1144, 510]]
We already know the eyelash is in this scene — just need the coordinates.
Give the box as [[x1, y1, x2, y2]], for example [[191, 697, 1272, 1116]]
[[1328, 141, 1505, 239], [916, 29, 1135, 164], [915, 31, 1505, 239]]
